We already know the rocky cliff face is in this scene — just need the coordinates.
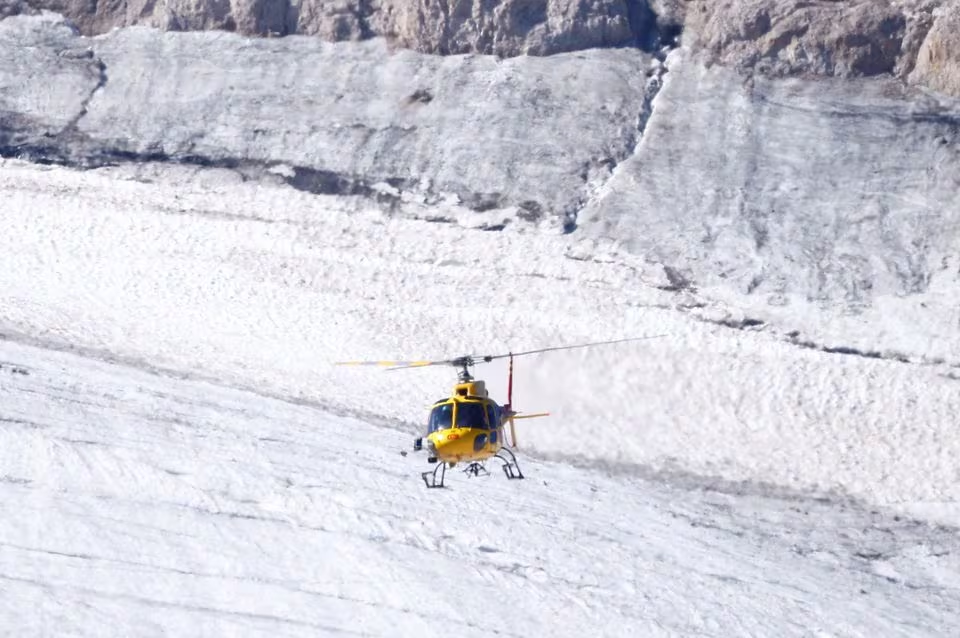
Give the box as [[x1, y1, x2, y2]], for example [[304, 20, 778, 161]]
[[909, 0, 960, 96], [371, 0, 652, 55], [1, 0, 37, 20], [10, 0, 673, 55], [687, 0, 960, 94], [7, 0, 958, 95], [689, 0, 920, 77]]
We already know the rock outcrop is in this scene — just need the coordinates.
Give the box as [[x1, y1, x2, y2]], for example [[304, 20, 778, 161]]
[[11, 0, 674, 55], [8, 0, 960, 96], [909, 0, 960, 96], [0, 0, 37, 20], [687, 0, 939, 78], [373, 0, 646, 56], [681, 0, 960, 97]]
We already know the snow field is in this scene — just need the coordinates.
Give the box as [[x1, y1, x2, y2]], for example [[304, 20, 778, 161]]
[[1, 159, 959, 524]]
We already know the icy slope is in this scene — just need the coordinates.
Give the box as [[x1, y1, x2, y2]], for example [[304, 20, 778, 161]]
[[3, 14, 959, 361], [3, 159, 959, 524], [3, 338, 960, 636], [1, 13, 653, 228], [579, 48, 960, 359]]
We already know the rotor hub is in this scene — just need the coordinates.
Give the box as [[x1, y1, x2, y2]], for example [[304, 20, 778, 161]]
[[452, 357, 475, 382]]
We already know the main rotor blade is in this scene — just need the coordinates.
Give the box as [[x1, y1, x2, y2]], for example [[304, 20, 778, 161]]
[[335, 360, 447, 368], [336, 335, 665, 371], [382, 361, 452, 371], [478, 335, 666, 362]]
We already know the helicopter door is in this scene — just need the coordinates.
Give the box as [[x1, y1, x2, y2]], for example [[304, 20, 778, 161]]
[[485, 403, 498, 444], [454, 402, 489, 453]]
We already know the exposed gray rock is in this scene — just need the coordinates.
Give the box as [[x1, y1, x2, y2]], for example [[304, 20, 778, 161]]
[[0, 0, 38, 20], [6, 0, 326, 36], [153, 0, 361, 37], [19, 0, 147, 34], [893, 0, 939, 78], [909, 1, 960, 96], [13, 0, 670, 55], [289, 0, 373, 39], [373, 0, 643, 56], [158, 0, 246, 32], [688, 0, 918, 78]]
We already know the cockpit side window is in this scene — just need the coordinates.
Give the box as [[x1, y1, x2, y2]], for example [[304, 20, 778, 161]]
[[428, 404, 453, 433], [485, 404, 498, 430], [455, 402, 488, 428]]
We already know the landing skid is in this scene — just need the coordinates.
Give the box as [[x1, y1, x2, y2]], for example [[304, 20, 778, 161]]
[[422, 449, 524, 487], [463, 462, 490, 477], [496, 447, 524, 480], [422, 462, 447, 488]]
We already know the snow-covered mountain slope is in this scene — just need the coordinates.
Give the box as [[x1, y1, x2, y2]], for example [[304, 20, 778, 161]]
[[579, 48, 960, 358], [3, 11, 959, 633], [3, 337, 960, 636], [3, 13, 958, 363], [3, 159, 959, 526], [2, 13, 654, 229]]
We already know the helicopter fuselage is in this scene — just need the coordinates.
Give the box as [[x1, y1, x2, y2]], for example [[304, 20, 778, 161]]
[[422, 380, 507, 465]]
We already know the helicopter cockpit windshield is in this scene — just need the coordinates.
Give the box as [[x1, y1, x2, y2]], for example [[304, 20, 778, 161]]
[[428, 403, 453, 433], [428, 401, 490, 433], [455, 402, 488, 429]]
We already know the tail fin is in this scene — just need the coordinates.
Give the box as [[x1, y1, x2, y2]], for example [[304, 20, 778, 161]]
[[504, 353, 549, 448]]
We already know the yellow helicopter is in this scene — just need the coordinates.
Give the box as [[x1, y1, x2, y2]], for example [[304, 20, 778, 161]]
[[338, 336, 662, 488]]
